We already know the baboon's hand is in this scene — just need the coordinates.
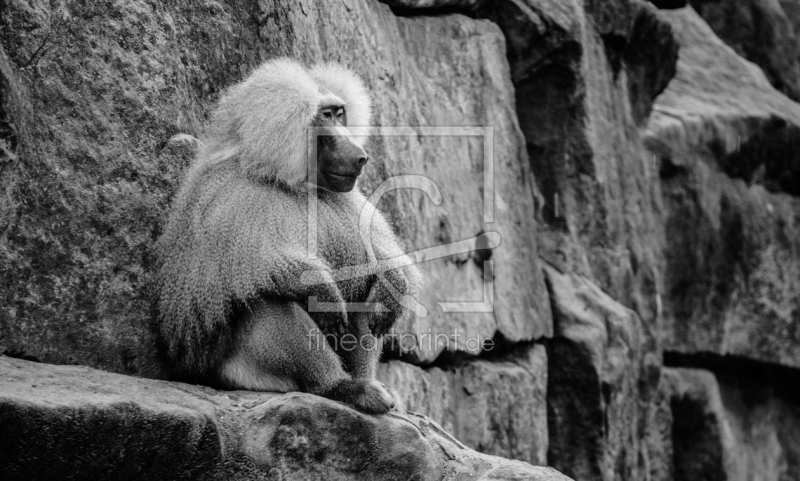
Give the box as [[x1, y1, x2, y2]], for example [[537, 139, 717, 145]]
[[367, 267, 411, 335], [307, 281, 349, 336], [323, 379, 395, 415], [280, 256, 349, 335]]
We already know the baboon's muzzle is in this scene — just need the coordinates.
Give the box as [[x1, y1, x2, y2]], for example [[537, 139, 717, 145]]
[[316, 126, 369, 192]]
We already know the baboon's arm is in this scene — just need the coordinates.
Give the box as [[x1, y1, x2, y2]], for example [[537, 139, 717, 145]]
[[361, 267, 408, 336], [260, 251, 349, 335]]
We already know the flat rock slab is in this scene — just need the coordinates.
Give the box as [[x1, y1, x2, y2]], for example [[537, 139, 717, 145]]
[[0, 356, 572, 480]]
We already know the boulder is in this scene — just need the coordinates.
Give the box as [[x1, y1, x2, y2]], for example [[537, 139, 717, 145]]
[[0, 355, 572, 481]]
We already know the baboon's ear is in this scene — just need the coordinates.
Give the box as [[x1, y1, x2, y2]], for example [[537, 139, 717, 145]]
[[310, 63, 372, 144]]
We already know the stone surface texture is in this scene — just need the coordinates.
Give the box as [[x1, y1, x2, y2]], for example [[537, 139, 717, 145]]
[[646, 7, 800, 368], [660, 365, 800, 481], [0, 356, 573, 481], [477, 0, 676, 349], [641, 6, 800, 479], [691, 0, 800, 102], [714, 362, 800, 481], [378, 344, 549, 465], [543, 265, 649, 481], [472, 2, 678, 479], [379, 0, 487, 10], [662, 367, 737, 481], [642, 371, 675, 481]]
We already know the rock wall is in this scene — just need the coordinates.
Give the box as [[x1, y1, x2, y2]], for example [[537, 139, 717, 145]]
[[644, 4, 800, 481], [647, 7, 800, 368], [2, 0, 800, 479], [472, 2, 677, 478]]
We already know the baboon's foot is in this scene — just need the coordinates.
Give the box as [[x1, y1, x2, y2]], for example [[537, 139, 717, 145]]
[[322, 379, 395, 414]]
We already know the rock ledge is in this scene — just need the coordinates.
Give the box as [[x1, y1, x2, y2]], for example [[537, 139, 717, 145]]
[[0, 356, 572, 481]]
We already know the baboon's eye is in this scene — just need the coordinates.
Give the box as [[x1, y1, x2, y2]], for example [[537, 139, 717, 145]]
[[335, 108, 345, 120], [321, 108, 334, 119]]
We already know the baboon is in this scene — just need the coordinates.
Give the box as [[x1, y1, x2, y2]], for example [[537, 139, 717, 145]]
[[153, 58, 420, 414]]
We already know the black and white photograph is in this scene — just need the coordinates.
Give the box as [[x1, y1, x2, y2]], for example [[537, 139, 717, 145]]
[[2, 0, 799, 479]]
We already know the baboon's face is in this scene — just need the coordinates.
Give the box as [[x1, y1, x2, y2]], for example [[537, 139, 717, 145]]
[[312, 105, 369, 193]]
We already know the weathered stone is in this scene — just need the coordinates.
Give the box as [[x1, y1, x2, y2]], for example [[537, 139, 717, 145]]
[[651, 363, 800, 481], [378, 343, 548, 465], [542, 265, 646, 481], [662, 367, 736, 481], [338, 6, 552, 362], [649, 365, 800, 481], [378, 0, 486, 10], [716, 363, 800, 481], [647, 6, 800, 184], [477, 0, 677, 358], [690, 0, 800, 102], [647, 7, 800, 368], [641, 370, 675, 481], [0, 0, 552, 371], [717, 372, 800, 481], [0, 355, 572, 481], [466, 3, 679, 477], [624, 4, 682, 123], [665, 354, 800, 481]]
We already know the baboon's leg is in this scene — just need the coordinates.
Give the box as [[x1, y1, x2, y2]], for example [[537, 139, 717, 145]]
[[218, 297, 394, 414], [339, 314, 382, 380], [338, 280, 399, 381], [335, 306, 396, 411], [218, 298, 342, 392]]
